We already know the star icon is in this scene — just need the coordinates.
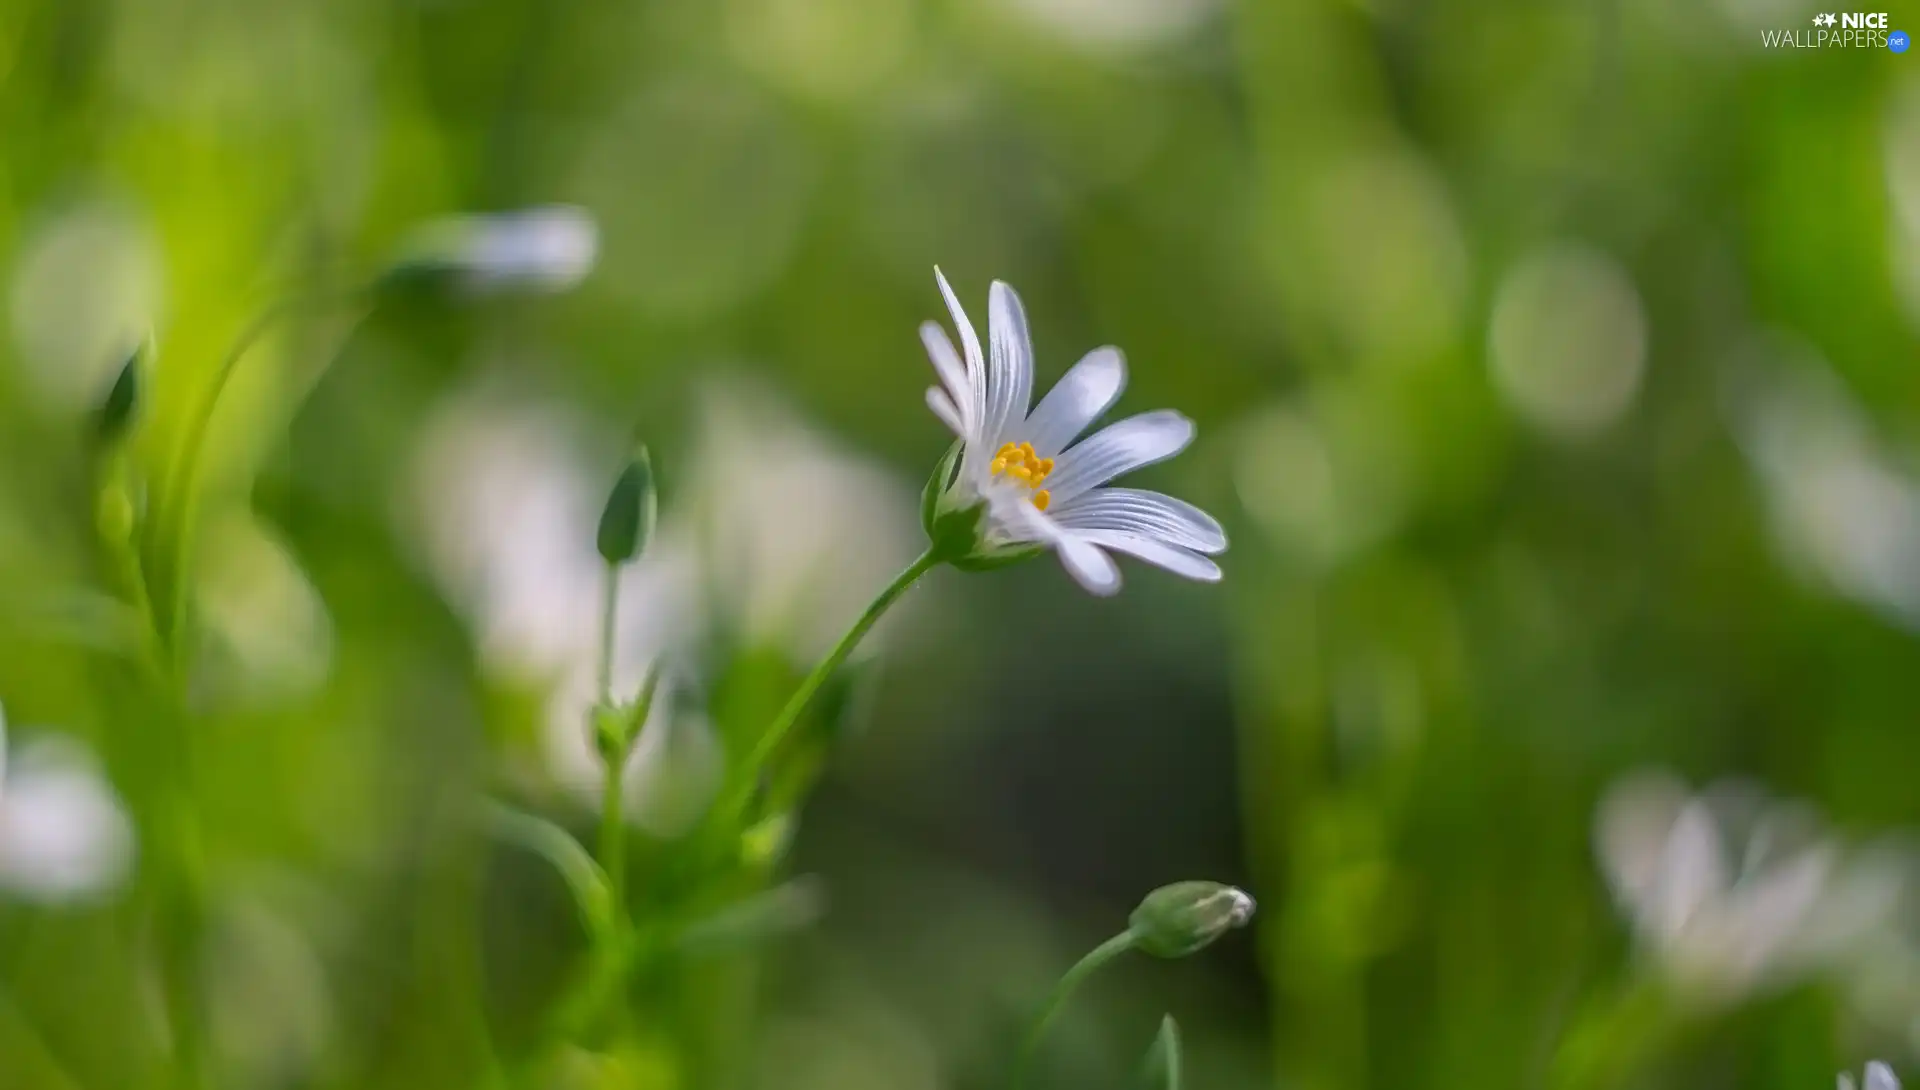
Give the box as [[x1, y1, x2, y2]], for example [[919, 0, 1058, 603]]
[[1823, 13, 1838, 25]]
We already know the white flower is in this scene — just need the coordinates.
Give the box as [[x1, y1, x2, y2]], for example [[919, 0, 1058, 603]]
[[0, 703, 135, 902], [393, 206, 598, 295], [1840, 1063, 1901, 1090], [919, 268, 1226, 596], [1595, 771, 1898, 1005]]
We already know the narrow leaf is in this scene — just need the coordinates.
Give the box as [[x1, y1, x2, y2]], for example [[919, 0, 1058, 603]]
[[480, 801, 614, 937], [1142, 1014, 1183, 1090]]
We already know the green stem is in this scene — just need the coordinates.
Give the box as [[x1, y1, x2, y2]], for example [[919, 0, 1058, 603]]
[[595, 562, 625, 925], [1011, 931, 1138, 1090], [97, 461, 206, 1090], [719, 549, 939, 824], [153, 287, 370, 659]]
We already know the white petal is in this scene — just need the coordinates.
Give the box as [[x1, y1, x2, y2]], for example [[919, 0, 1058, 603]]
[[1842, 1075, 1860, 1090], [919, 321, 973, 434], [1050, 488, 1226, 553], [926, 387, 964, 436], [1866, 1063, 1900, 1090], [1056, 535, 1122, 596], [1025, 347, 1126, 459], [934, 268, 986, 434], [1647, 802, 1726, 941], [1075, 530, 1221, 582], [1722, 846, 1829, 967], [1043, 411, 1196, 506], [1594, 771, 1689, 906], [986, 281, 1035, 450], [989, 495, 1121, 595]]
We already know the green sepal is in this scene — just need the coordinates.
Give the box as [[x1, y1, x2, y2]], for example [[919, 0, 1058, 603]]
[[926, 503, 985, 562], [592, 664, 662, 764], [920, 440, 963, 535], [949, 543, 1045, 573]]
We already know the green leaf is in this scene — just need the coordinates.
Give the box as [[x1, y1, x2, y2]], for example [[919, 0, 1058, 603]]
[[673, 876, 827, 955], [480, 801, 614, 938], [596, 446, 657, 564], [0, 588, 148, 659], [1141, 1015, 1183, 1090]]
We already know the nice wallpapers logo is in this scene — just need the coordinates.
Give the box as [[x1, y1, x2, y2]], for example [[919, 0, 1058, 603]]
[[1762, 11, 1909, 49]]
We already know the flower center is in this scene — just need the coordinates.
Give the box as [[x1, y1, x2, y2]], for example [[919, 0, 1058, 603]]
[[989, 441, 1054, 511]]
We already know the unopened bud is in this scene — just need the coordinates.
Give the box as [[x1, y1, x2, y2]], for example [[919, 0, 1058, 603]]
[[591, 703, 627, 766], [1128, 881, 1255, 958], [596, 446, 656, 565], [740, 812, 795, 869], [96, 485, 135, 544], [95, 344, 143, 443]]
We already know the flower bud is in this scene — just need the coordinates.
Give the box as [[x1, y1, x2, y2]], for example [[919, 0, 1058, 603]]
[[590, 703, 628, 766], [739, 812, 795, 869], [95, 485, 135, 544], [595, 446, 656, 565], [95, 343, 142, 443], [1128, 881, 1256, 958]]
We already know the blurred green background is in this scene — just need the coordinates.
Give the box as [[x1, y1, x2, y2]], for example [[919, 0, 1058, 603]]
[[0, 0, 1918, 1087]]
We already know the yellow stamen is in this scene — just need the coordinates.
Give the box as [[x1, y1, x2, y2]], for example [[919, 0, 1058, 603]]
[[989, 438, 1057, 503], [1033, 490, 1051, 511]]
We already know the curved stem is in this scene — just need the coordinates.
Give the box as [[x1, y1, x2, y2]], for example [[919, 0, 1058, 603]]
[[153, 286, 371, 658], [1011, 931, 1138, 1090], [718, 549, 939, 825]]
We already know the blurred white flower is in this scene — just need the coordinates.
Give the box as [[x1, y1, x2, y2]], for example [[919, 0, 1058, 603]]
[[197, 515, 335, 699], [1722, 343, 1920, 631], [1840, 1062, 1902, 1090], [407, 377, 919, 833], [1489, 244, 1647, 440], [392, 206, 598, 295], [7, 195, 164, 410], [1232, 387, 1408, 570], [998, 0, 1220, 52], [0, 703, 135, 902], [921, 269, 1226, 596], [1835, 847, 1920, 1057], [206, 876, 337, 1088], [1595, 770, 1899, 1005]]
